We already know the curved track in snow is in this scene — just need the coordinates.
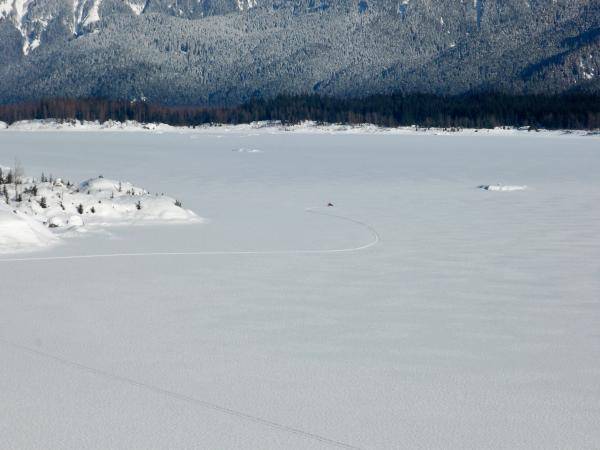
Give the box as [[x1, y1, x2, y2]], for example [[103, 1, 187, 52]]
[[0, 339, 362, 449], [0, 207, 380, 263], [0, 208, 377, 448]]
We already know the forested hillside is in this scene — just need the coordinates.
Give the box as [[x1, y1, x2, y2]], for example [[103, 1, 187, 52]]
[[0, 0, 598, 105]]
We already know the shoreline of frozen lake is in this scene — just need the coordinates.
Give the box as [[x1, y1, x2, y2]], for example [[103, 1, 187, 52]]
[[1, 118, 598, 137]]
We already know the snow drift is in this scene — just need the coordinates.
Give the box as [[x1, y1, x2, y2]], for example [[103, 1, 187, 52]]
[[478, 184, 528, 191], [0, 203, 57, 253]]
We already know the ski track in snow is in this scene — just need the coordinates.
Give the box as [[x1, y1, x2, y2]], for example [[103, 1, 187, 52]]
[[0, 339, 361, 450], [0, 208, 380, 263], [0, 207, 375, 448]]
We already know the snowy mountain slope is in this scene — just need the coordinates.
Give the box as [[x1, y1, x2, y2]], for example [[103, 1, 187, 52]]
[[0, 0, 261, 56], [0, 0, 104, 54], [0, 0, 598, 102]]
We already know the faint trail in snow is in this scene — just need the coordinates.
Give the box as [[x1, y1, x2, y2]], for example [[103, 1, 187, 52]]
[[0, 208, 374, 447], [0, 208, 380, 263], [0, 339, 362, 450]]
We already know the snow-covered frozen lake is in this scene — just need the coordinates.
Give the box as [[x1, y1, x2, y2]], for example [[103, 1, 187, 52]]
[[1, 130, 599, 449]]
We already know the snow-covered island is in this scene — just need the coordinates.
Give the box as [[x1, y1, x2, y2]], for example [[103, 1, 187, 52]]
[[0, 164, 199, 253]]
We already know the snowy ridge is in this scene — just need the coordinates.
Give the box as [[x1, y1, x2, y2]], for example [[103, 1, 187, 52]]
[[1, 0, 105, 53]]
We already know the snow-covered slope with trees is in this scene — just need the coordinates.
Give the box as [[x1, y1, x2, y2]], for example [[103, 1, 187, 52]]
[[0, 0, 598, 104]]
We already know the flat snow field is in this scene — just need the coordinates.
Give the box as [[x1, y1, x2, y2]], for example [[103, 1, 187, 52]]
[[1, 130, 599, 449]]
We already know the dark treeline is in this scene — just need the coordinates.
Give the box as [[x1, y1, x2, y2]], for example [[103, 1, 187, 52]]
[[0, 93, 599, 129]]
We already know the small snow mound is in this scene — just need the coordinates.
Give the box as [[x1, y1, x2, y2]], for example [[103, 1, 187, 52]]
[[48, 216, 66, 228], [68, 215, 84, 227], [133, 197, 197, 221], [234, 148, 263, 153], [478, 184, 527, 191], [79, 177, 145, 195], [80, 177, 121, 192]]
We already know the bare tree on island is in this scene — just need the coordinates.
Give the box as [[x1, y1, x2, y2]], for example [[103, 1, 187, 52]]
[[13, 158, 24, 202]]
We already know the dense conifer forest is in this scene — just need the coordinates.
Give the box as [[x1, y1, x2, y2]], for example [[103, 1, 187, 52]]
[[2, 1, 598, 105], [1, 94, 598, 129]]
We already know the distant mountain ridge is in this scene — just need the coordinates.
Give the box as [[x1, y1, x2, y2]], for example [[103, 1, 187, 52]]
[[0, 0, 598, 105], [0, 0, 255, 54]]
